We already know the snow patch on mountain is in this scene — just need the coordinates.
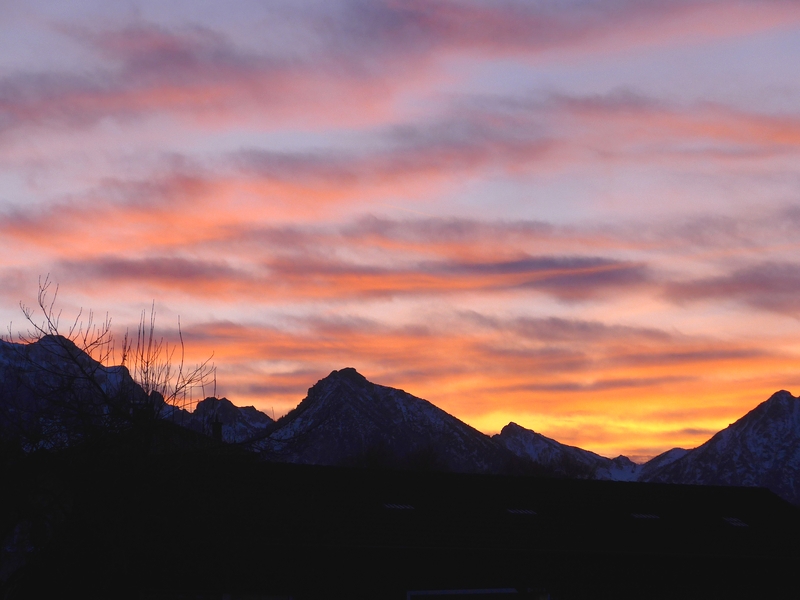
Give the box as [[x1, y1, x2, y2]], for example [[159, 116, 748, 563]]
[[493, 422, 642, 481], [637, 447, 688, 481]]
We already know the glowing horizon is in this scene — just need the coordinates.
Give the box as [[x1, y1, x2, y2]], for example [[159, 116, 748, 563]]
[[3, 0, 800, 460]]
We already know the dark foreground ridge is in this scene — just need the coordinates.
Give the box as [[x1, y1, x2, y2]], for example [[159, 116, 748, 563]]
[[4, 435, 800, 600]]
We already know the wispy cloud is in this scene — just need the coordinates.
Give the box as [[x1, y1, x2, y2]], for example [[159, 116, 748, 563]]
[[0, 22, 390, 133], [3, 1, 799, 136], [49, 251, 648, 303], [169, 309, 792, 457], [667, 262, 800, 316]]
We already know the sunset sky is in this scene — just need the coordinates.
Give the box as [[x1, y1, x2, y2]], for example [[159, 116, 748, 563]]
[[2, 0, 800, 460]]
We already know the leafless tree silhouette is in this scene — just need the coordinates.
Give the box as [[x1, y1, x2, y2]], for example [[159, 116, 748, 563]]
[[120, 301, 216, 420], [0, 276, 215, 450]]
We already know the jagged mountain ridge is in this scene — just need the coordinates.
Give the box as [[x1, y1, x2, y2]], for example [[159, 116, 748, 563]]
[[255, 367, 521, 473], [169, 396, 274, 443], [256, 370, 800, 504], [493, 422, 641, 481], [642, 390, 800, 505], [4, 338, 800, 505], [0, 335, 146, 450]]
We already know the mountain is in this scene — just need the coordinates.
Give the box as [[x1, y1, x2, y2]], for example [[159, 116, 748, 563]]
[[255, 367, 519, 473], [0, 335, 147, 451], [642, 390, 800, 505], [0, 333, 277, 455], [5, 337, 800, 506], [172, 396, 274, 443], [498, 391, 800, 505], [636, 447, 688, 481], [494, 422, 641, 481]]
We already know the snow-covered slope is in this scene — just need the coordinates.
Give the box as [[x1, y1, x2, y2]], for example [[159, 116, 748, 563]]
[[257, 368, 516, 473], [494, 422, 641, 481], [643, 390, 800, 505], [637, 447, 688, 481]]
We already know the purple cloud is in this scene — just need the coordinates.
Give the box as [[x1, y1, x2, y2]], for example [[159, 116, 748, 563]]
[[667, 262, 800, 316]]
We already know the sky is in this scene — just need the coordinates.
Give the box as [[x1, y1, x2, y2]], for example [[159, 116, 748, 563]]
[[2, 0, 800, 461]]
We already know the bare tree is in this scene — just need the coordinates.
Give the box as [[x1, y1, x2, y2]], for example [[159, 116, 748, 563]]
[[0, 276, 215, 450], [120, 302, 216, 420]]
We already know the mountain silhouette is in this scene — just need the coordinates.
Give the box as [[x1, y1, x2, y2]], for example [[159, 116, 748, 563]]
[[255, 367, 519, 473], [4, 339, 800, 505], [494, 422, 640, 480], [642, 390, 800, 505]]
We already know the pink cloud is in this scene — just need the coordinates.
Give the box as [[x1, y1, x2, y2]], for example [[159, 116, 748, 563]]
[[166, 311, 796, 459], [4, 1, 799, 136]]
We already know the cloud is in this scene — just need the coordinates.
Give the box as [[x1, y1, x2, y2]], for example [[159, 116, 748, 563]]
[[44, 250, 649, 304], [325, 0, 800, 60], [60, 256, 252, 286], [667, 262, 800, 316], [162, 308, 794, 462], [6, 165, 800, 311], [509, 375, 694, 393], [679, 427, 717, 436], [343, 215, 555, 245], [235, 115, 554, 186], [227, 92, 800, 195], [3, 0, 799, 136], [257, 252, 650, 301], [0, 21, 397, 134], [467, 314, 671, 343], [438, 255, 649, 298]]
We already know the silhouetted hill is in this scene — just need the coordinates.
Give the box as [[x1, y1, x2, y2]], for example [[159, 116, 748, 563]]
[[0, 335, 147, 451], [494, 422, 641, 480], [168, 396, 273, 443], [5, 339, 800, 506], [255, 367, 520, 473], [643, 390, 800, 505]]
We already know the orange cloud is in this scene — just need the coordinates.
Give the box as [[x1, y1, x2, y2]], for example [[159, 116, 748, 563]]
[[138, 311, 797, 461]]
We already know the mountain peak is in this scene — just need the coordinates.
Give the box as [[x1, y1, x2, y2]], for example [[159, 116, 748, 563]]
[[642, 389, 800, 504], [762, 389, 797, 410], [174, 396, 273, 443], [728, 389, 799, 434], [326, 367, 368, 383], [306, 368, 372, 398], [495, 421, 642, 481], [501, 422, 533, 434], [193, 396, 237, 417], [260, 369, 515, 473]]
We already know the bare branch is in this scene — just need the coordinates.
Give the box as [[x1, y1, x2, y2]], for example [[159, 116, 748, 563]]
[[3, 278, 215, 450]]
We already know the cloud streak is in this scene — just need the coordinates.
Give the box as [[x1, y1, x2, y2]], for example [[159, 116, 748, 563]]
[[667, 262, 800, 316], [50, 250, 648, 303], [2, 1, 799, 136], [168, 309, 794, 458]]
